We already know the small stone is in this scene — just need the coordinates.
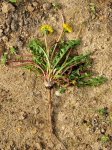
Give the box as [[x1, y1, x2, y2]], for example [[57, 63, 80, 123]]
[[11, 20, 19, 31], [0, 29, 3, 37], [31, 128, 37, 134], [6, 16, 12, 27], [36, 120, 44, 129], [92, 118, 99, 127], [35, 143, 42, 149], [16, 38, 24, 49], [24, 11, 30, 18], [2, 36, 8, 42], [19, 112, 27, 120], [32, 2, 38, 7], [2, 2, 15, 13], [27, 4, 34, 12], [34, 108, 40, 115], [55, 90, 62, 97], [16, 127, 22, 133], [19, 20, 23, 27], [100, 128, 106, 134], [86, 127, 90, 131], [4, 27, 10, 35], [43, 3, 52, 11]]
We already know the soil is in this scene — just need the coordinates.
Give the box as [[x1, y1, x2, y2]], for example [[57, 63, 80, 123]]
[[0, 0, 112, 150]]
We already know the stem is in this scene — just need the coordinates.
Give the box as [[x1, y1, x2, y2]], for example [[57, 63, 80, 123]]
[[76, 23, 83, 38], [44, 32, 51, 75], [44, 32, 48, 54], [20, 54, 33, 57], [8, 61, 45, 76], [8, 60, 34, 63], [51, 11, 65, 60]]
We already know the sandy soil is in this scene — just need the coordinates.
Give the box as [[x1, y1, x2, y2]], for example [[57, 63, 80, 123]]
[[0, 0, 112, 149]]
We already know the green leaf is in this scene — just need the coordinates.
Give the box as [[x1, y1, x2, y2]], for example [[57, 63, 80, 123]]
[[22, 65, 41, 73], [53, 39, 81, 68], [9, 0, 17, 2], [29, 39, 44, 56], [10, 47, 17, 55], [59, 87, 66, 94], [77, 76, 107, 87], [69, 71, 92, 81], [55, 53, 90, 76], [1, 53, 8, 65], [101, 135, 110, 143], [90, 3, 96, 15], [98, 107, 108, 116], [52, 2, 62, 10], [29, 39, 50, 68]]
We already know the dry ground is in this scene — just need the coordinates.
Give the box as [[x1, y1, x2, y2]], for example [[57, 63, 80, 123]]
[[0, 0, 112, 149]]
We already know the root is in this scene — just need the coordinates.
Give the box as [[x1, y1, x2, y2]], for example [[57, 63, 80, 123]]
[[48, 89, 53, 134], [48, 89, 67, 150]]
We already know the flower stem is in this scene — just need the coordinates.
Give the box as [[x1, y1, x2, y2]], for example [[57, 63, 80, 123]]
[[51, 10, 65, 60], [44, 32, 48, 55]]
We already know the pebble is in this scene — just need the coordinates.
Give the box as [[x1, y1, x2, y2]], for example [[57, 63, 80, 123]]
[[0, 29, 3, 37], [36, 120, 44, 129], [19, 111, 27, 120], [2, 2, 15, 13], [11, 20, 19, 31], [34, 108, 40, 115], [100, 128, 106, 134], [19, 19, 23, 27], [27, 4, 34, 12], [16, 38, 24, 49], [92, 118, 99, 127], [24, 11, 30, 19], [35, 143, 42, 149], [4, 27, 10, 35], [6, 16, 12, 27], [55, 90, 62, 97], [32, 2, 38, 7], [43, 3, 52, 11], [2, 36, 8, 42]]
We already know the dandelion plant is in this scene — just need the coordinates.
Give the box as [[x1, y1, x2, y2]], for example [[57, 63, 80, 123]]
[[0, 12, 107, 149]]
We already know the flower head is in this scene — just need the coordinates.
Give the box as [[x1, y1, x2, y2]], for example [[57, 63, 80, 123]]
[[41, 25, 54, 34], [63, 23, 73, 33]]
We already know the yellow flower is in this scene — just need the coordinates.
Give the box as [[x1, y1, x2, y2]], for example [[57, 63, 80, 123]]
[[63, 23, 73, 33], [41, 25, 54, 33]]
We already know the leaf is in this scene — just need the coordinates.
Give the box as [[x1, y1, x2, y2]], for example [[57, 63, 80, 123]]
[[10, 47, 17, 55], [1, 53, 8, 65], [98, 107, 108, 116], [69, 71, 92, 81], [69, 57, 92, 80], [33, 56, 46, 71], [22, 65, 41, 73], [77, 76, 107, 87], [55, 53, 90, 76], [90, 3, 96, 15], [59, 87, 66, 94], [9, 0, 17, 2], [29, 39, 44, 56], [53, 39, 81, 68], [101, 135, 110, 143], [52, 2, 62, 10], [29, 39, 50, 69]]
